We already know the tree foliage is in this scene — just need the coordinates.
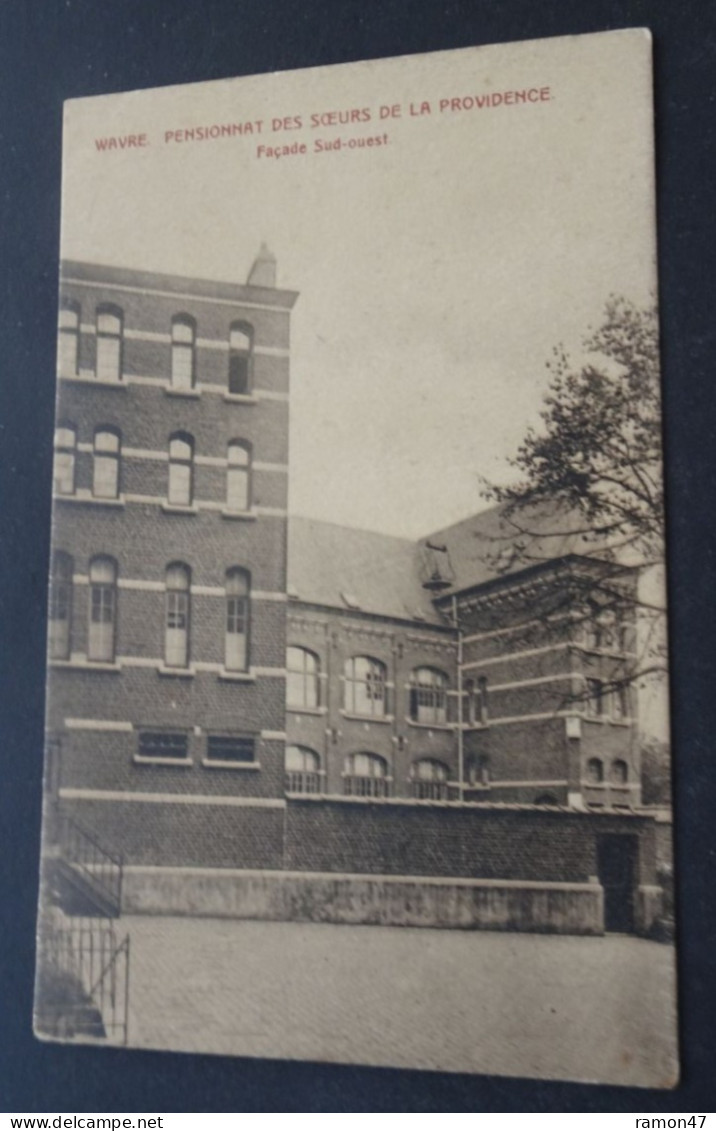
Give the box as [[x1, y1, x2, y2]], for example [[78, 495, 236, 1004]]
[[484, 298, 667, 697], [491, 298, 663, 566]]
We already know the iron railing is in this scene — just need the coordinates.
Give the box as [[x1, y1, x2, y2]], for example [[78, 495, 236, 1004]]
[[36, 919, 130, 1045], [56, 810, 123, 917]]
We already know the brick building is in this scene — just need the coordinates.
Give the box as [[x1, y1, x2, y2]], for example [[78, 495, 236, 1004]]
[[47, 250, 297, 870], [44, 256, 669, 936]]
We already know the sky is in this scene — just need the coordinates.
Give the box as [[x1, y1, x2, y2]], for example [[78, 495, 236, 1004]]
[[61, 29, 657, 540]]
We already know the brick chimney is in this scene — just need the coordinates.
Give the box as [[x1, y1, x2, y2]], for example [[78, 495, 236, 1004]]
[[247, 242, 277, 288]]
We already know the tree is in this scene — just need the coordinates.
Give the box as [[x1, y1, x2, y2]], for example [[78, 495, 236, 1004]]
[[483, 297, 666, 697]]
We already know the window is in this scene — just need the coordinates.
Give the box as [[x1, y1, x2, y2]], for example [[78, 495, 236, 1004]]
[[206, 734, 255, 764], [287, 646, 320, 708], [534, 793, 558, 806], [285, 745, 321, 793], [58, 303, 80, 375], [586, 757, 604, 784], [171, 315, 196, 390], [585, 678, 604, 717], [611, 685, 629, 721], [225, 568, 250, 671], [53, 425, 76, 495], [93, 427, 121, 498], [49, 552, 73, 659], [165, 562, 190, 667], [228, 322, 253, 394], [344, 656, 387, 717], [95, 306, 122, 381], [343, 752, 389, 798], [468, 755, 490, 786], [138, 731, 189, 761], [611, 759, 629, 784], [409, 667, 448, 724], [168, 433, 194, 506], [227, 441, 251, 511], [88, 556, 117, 662], [410, 758, 449, 800]]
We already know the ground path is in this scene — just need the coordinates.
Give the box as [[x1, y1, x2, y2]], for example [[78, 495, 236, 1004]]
[[122, 915, 678, 1088]]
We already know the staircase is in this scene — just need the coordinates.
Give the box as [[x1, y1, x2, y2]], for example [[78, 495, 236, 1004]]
[[37, 808, 130, 1044]]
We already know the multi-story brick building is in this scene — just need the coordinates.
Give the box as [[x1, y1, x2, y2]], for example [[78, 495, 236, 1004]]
[[43, 255, 668, 936]]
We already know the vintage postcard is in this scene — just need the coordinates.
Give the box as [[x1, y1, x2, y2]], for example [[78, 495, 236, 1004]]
[[35, 29, 677, 1087]]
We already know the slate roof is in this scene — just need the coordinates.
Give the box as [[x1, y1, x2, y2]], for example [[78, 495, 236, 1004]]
[[287, 505, 603, 624], [287, 517, 446, 625]]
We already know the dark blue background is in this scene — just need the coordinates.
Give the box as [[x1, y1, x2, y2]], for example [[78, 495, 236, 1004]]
[[1, 0, 715, 1113]]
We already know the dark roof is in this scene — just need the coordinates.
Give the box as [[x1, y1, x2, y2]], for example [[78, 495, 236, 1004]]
[[287, 504, 612, 624], [287, 517, 446, 625], [424, 501, 603, 597]]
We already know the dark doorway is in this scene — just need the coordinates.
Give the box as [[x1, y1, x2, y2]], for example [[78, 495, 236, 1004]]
[[597, 834, 638, 932]]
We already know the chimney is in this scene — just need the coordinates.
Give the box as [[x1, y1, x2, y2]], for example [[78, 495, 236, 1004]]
[[247, 242, 277, 288]]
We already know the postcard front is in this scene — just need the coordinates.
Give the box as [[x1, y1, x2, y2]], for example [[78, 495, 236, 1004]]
[[35, 29, 677, 1087]]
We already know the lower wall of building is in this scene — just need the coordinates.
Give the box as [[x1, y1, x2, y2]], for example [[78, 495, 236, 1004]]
[[122, 867, 604, 934], [62, 798, 285, 869], [284, 798, 657, 886]]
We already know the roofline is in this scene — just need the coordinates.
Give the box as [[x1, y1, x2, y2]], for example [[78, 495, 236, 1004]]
[[60, 259, 300, 310], [287, 598, 454, 633], [434, 552, 639, 607]]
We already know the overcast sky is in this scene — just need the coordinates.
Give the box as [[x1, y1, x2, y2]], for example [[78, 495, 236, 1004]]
[[62, 29, 656, 540]]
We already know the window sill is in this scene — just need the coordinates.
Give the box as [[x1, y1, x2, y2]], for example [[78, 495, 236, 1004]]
[[163, 387, 201, 399], [217, 669, 255, 683], [286, 705, 326, 716], [201, 759, 261, 771], [222, 393, 257, 405], [50, 658, 121, 672], [161, 502, 199, 515], [157, 665, 195, 678], [59, 373, 127, 390], [133, 755, 193, 767], [405, 718, 453, 731], [341, 711, 394, 724], [582, 715, 633, 728], [54, 492, 126, 509], [220, 509, 257, 521]]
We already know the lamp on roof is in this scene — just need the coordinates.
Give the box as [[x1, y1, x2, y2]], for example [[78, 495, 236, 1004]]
[[419, 540, 455, 592]]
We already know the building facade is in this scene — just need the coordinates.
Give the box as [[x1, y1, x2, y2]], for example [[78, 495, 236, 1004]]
[[47, 251, 297, 868], [44, 256, 668, 936]]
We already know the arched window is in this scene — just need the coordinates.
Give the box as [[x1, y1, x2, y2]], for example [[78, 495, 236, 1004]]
[[344, 656, 387, 717], [228, 322, 253, 394], [58, 303, 80, 376], [227, 441, 251, 511], [343, 752, 389, 798], [468, 754, 490, 787], [168, 433, 194, 506], [611, 759, 629, 785], [165, 562, 190, 667], [410, 758, 449, 800], [534, 793, 558, 806], [49, 552, 73, 660], [285, 745, 321, 794], [409, 666, 448, 724], [171, 315, 196, 390], [53, 424, 76, 495], [88, 556, 117, 662], [586, 757, 604, 784], [93, 427, 121, 498], [225, 567, 250, 671], [287, 646, 320, 709], [95, 305, 123, 381]]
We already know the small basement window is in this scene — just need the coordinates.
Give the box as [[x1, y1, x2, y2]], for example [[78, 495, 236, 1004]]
[[206, 734, 256, 763], [138, 731, 189, 760]]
